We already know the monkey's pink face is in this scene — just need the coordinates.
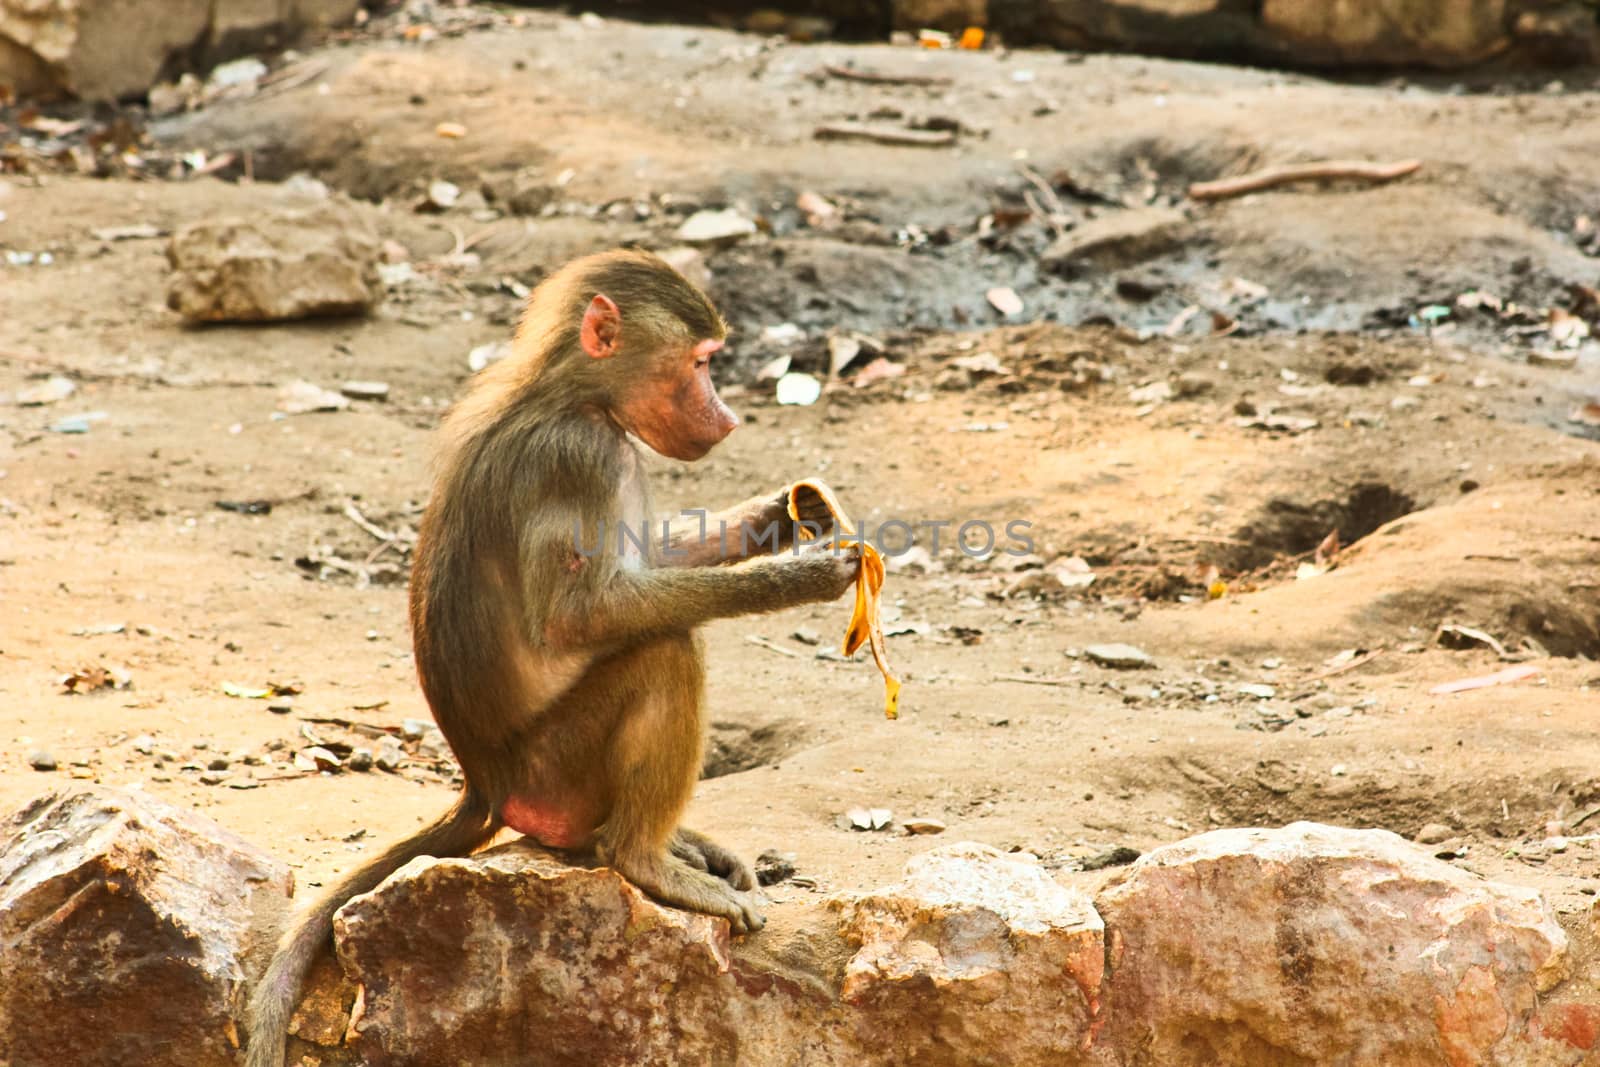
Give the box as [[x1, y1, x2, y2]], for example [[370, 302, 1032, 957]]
[[620, 337, 740, 462]]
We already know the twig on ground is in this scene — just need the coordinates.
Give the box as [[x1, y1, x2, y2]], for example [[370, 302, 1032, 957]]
[[1189, 159, 1421, 202], [813, 123, 956, 148]]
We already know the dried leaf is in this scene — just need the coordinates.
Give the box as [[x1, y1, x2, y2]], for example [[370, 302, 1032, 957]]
[[59, 665, 132, 693]]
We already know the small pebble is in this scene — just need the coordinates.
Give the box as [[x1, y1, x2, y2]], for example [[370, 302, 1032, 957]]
[[207, 757, 230, 771], [790, 626, 821, 646], [376, 737, 405, 772], [1415, 823, 1453, 845], [903, 817, 947, 835], [347, 747, 375, 772], [1084, 643, 1155, 670], [199, 770, 230, 785], [1080, 845, 1141, 871], [28, 750, 57, 771]]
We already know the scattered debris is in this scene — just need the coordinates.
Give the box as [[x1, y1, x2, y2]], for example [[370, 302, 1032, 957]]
[[468, 341, 512, 372], [70, 623, 126, 637], [1080, 845, 1141, 871], [215, 499, 272, 515], [755, 849, 797, 886], [827, 334, 862, 376], [1437, 624, 1509, 658], [375, 736, 406, 772], [985, 286, 1023, 317], [813, 123, 956, 148], [822, 64, 951, 87], [1189, 159, 1422, 202], [1084, 644, 1155, 670], [340, 380, 390, 402], [59, 665, 132, 693], [848, 807, 894, 831], [89, 224, 166, 242], [1429, 664, 1541, 695], [746, 634, 800, 658], [48, 412, 107, 434], [797, 190, 838, 226], [1233, 413, 1319, 435], [903, 817, 947, 835], [675, 208, 757, 245], [221, 681, 300, 700], [852, 357, 906, 388], [775, 372, 823, 406], [16, 376, 75, 406], [276, 380, 350, 415]]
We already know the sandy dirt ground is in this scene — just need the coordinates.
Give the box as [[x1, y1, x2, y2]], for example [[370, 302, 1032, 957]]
[[2, 6, 1598, 952]]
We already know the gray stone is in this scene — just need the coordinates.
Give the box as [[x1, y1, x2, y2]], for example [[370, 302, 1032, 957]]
[[1084, 643, 1156, 669], [676, 208, 757, 246]]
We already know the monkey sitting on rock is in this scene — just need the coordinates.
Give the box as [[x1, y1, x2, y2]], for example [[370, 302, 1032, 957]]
[[248, 249, 859, 1067]]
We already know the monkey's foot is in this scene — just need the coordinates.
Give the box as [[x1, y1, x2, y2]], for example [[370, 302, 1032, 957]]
[[671, 827, 757, 891], [603, 848, 767, 935]]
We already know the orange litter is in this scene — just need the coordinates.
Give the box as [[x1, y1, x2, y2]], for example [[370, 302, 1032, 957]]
[[788, 479, 902, 720], [958, 26, 985, 50]]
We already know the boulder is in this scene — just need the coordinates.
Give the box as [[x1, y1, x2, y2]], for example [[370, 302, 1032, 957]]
[[1040, 207, 1193, 276], [327, 844, 755, 1065], [1260, 0, 1511, 68], [166, 205, 383, 322], [830, 842, 1105, 1064], [0, 0, 361, 102], [0, 787, 292, 1067], [313, 839, 1104, 1066], [1093, 822, 1571, 1065]]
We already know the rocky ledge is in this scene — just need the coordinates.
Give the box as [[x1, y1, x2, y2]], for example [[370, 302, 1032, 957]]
[[2, 786, 1596, 1066]]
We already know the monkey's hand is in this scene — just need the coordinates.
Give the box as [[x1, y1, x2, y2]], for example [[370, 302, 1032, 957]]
[[789, 541, 861, 602]]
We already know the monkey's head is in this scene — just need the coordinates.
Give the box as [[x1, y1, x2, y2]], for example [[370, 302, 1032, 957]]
[[564, 250, 736, 462]]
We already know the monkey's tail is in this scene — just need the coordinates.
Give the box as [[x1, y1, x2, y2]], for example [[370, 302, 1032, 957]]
[[245, 787, 498, 1067]]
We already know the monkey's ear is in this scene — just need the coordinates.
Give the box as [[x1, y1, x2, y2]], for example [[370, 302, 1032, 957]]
[[580, 294, 622, 359]]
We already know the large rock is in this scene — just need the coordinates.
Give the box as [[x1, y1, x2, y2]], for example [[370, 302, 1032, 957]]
[[1093, 822, 1571, 1066], [328, 844, 759, 1065], [0, 787, 292, 1067], [1261, 0, 1511, 68], [308, 840, 1105, 1066], [0, 0, 361, 102], [166, 205, 383, 322], [988, 0, 1583, 70], [831, 842, 1105, 1064]]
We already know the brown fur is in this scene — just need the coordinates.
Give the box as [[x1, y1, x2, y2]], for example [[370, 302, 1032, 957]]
[[246, 249, 856, 1067]]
